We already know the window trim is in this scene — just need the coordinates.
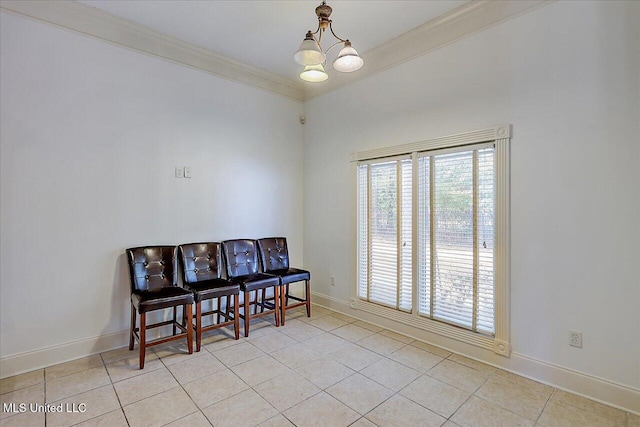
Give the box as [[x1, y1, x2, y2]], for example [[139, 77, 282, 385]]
[[352, 125, 511, 357]]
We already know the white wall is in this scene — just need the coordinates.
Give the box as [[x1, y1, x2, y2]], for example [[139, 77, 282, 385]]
[[304, 0, 639, 395], [0, 11, 304, 365]]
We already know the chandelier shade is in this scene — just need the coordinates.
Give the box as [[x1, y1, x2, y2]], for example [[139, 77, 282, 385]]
[[332, 41, 364, 73], [300, 63, 329, 82], [294, 32, 326, 66]]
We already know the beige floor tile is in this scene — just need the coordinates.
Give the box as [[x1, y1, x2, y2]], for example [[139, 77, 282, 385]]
[[400, 374, 470, 418], [105, 352, 163, 383], [202, 388, 278, 427], [551, 390, 627, 425], [428, 359, 491, 393], [326, 373, 394, 415], [358, 334, 406, 356], [451, 396, 533, 427], [303, 333, 350, 355], [350, 417, 378, 427], [271, 343, 323, 369], [212, 341, 265, 367], [183, 369, 248, 409], [293, 357, 354, 389], [307, 315, 349, 331], [331, 324, 377, 342], [166, 351, 226, 384], [378, 329, 414, 344], [628, 413, 640, 427], [0, 370, 44, 395], [164, 410, 212, 427], [0, 383, 44, 420], [388, 345, 443, 373], [231, 355, 291, 387], [123, 386, 197, 427], [448, 354, 496, 375], [306, 305, 333, 317], [151, 341, 194, 366], [475, 372, 552, 421], [353, 321, 384, 333], [254, 371, 320, 412], [489, 370, 553, 397], [360, 358, 421, 392], [538, 399, 621, 427], [0, 410, 45, 427], [113, 366, 178, 406], [410, 340, 452, 358], [283, 391, 360, 427], [279, 319, 325, 341], [258, 414, 294, 426], [74, 409, 128, 427], [100, 346, 138, 365], [45, 355, 104, 381], [250, 331, 298, 353], [244, 319, 280, 340], [329, 343, 382, 371], [45, 366, 110, 403], [329, 312, 358, 324], [365, 394, 446, 427], [46, 384, 120, 427], [201, 329, 242, 351], [443, 422, 463, 427]]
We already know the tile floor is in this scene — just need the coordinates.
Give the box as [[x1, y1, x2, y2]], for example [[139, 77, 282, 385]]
[[1, 305, 637, 427]]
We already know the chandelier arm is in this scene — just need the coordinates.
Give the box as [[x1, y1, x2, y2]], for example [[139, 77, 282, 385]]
[[324, 40, 345, 55], [328, 21, 348, 43]]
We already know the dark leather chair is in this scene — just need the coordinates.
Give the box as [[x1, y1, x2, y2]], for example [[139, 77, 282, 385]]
[[178, 242, 240, 352], [126, 246, 193, 369], [257, 237, 311, 325], [221, 239, 280, 337]]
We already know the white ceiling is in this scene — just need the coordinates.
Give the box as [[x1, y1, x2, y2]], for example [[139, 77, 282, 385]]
[[78, 0, 468, 81]]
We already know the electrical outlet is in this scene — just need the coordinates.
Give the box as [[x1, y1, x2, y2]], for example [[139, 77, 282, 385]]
[[330, 276, 335, 286], [350, 298, 356, 309], [570, 331, 582, 348], [175, 166, 184, 178]]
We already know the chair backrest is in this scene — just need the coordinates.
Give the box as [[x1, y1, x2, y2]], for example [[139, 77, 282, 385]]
[[257, 237, 290, 272], [126, 246, 177, 292], [178, 242, 222, 284], [221, 239, 260, 278]]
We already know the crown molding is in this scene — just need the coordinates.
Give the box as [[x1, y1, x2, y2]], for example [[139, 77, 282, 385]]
[[1, 1, 551, 103], [304, 0, 552, 100], [0, 0, 305, 102]]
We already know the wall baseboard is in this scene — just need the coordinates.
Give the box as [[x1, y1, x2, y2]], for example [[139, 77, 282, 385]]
[[0, 330, 129, 379], [311, 292, 640, 415]]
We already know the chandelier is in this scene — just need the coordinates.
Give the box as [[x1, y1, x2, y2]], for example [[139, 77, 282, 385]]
[[293, 1, 364, 82]]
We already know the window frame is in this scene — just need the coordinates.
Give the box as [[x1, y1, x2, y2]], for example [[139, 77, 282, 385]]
[[352, 125, 511, 357]]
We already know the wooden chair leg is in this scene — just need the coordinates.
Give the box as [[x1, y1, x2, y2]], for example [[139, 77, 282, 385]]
[[172, 306, 177, 335], [195, 301, 202, 352], [217, 298, 222, 324], [139, 312, 146, 369], [306, 280, 311, 317], [234, 294, 240, 340], [280, 285, 287, 326], [244, 291, 251, 337], [285, 284, 290, 307], [129, 303, 135, 350], [274, 285, 280, 327], [260, 289, 266, 313], [186, 304, 193, 354]]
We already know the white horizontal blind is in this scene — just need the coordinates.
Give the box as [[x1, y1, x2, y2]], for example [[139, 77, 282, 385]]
[[400, 159, 412, 311], [416, 145, 495, 334], [357, 158, 412, 310], [477, 148, 495, 333], [357, 165, 368, 301]]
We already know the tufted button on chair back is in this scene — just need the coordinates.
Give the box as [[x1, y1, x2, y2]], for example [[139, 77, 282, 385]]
[[127, 246, 177, 292], [257, 237, 290, 272], [222, 239, 260, 278], [178, 242, 222, 283]]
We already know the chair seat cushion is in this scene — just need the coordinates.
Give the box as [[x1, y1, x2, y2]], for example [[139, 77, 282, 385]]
[[132, 287, 194, 313], [269, 268, 310, 284], [185, 279, 240, 302], [231, 273, 280, 292]]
